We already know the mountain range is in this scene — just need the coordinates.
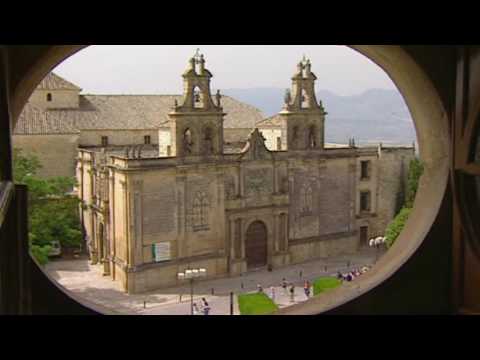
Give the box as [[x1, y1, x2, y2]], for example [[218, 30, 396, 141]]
[[221, 87, 416, 146]]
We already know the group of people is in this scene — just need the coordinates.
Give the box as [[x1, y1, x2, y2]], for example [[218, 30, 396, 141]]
[[192, 297, 211, 315], [257, 278, 313, 304], [337, 266, 371, 282]]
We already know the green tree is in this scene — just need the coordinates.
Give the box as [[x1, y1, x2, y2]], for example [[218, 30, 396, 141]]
[[13, 148, 82, 265], [385, 207, 412, 248], [384, 157, 424, 249], [405, 157, 424, 208]]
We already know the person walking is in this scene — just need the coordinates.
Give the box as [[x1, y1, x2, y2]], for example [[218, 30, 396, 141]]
[[304, 280, 311, 298], [289, 284, 295, 303], [201, 298, 211, 315], [192, 303, 200, 315], [270, 286, 276, 302], [282, 278, 288, 294], [257, 284, 263, 293]]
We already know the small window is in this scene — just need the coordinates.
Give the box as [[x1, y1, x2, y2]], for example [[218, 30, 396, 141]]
[[101, 136, 108, 147], [276, 137, 282, 151], [144, 135, 151, 145], [47, 93, 52, 102], [360, 191, 371, 212], [361, 161, 370, 180]]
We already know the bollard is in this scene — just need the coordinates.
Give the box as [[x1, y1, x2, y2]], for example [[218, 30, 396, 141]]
[[241, 282, 244, 289], [299, 270, 303, 278], [211, 288, 214, 295], [179, 294, 182, 303], [143, 301, 146, 309], [230, 292, 234, 315], [324, 266, 327, 272]]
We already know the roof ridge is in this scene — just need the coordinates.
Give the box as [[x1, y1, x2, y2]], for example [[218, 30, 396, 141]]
[[37, 72, 82, 91]]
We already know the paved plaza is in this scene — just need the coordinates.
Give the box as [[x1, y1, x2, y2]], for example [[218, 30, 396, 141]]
[[45, 248, 383, 315]]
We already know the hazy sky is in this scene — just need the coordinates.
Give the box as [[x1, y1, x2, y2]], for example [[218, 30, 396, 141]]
[[54, 45, 396, 96]]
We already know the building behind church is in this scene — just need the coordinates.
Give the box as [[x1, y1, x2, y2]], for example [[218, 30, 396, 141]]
[[13, 72, 264, 178], [73, 54, 414, 294]]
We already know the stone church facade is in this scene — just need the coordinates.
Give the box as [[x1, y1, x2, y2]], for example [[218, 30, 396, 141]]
[[77, 54, 414, 294]]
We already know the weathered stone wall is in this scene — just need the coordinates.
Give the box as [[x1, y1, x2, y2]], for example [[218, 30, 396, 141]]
[[79, 129, 159, 147], [13, 134, 79, 178], [289, 234, 358, 264], [126, 166, 227, 265], [127, 256, 228, 293], [158, 129, 172, 157], [289, 158, 355, 240]]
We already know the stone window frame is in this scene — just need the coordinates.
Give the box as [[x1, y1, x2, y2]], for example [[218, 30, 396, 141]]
[[360, 160, 371, 181], [299, 182, 314, 217], [192, 191, 210, 232], [101, 136, 108, 147], [46, 93, 52, 102], [144, 135, 151, 145], [360, 190, 372, 213]]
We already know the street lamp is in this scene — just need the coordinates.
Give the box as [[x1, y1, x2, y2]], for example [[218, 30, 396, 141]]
[[177, 267, 207, 315]]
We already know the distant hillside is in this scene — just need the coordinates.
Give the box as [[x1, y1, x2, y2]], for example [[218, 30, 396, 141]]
[[221, 87, 416, 146]]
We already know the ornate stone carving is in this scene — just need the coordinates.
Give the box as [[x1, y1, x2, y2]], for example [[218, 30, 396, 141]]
[[241, 128, 272, 161], [245, 168, 273, 197]]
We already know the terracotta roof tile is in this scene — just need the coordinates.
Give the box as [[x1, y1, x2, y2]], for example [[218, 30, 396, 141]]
[[14, 94, 264, 134], [36, 73, 82, 91]]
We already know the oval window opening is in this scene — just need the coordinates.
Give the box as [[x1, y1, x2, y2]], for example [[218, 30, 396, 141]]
[[11, 45, 448, 315]]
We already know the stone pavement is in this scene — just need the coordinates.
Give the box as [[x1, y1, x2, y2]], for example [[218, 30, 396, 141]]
[[45, 248, 383, 315]]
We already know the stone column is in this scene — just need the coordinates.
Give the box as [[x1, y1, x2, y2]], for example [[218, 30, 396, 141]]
[[176, 172, 187, 259], [238, 164, 244, 198], [132, 180, 144, 267], [108, 172, 116, 280], [230, 218, 235, 259], [273, 214, 279, 252], [273, 162, 278, 194], [240, 218, 246, 259]]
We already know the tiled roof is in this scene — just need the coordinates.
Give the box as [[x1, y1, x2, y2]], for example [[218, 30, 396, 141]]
[[256, 114, 285, 128], [14, 103, 80, 135], [14, 94, 264, 135], [36, 73, 82, 91]]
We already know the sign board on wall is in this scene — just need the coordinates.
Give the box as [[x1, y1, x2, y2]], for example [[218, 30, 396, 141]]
[[152, 242, 171, 263]]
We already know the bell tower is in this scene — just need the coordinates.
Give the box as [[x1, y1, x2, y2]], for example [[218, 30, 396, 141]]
[[280, 56, 327, 151], [168, 50, 225, 159]]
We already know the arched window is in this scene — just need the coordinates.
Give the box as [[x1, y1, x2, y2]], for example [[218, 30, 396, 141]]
[[47, 93, 52, 102], [301, 89, 309, 109], [308, 125, 317, 149], [193, 86, 204, 109], [291, 126, 299, 148], [183, 128, 193, 155], [203, 127, 214, 154], [192, 191, 209, 231], [300, 183, 313, 216]]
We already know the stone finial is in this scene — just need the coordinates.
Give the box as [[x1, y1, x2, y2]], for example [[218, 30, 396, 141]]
[[216, 90, 222, 107], [284, 89, 292, 105]]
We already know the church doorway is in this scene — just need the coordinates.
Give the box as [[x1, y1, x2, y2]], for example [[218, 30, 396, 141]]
[[245, 221, 268, 269]]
